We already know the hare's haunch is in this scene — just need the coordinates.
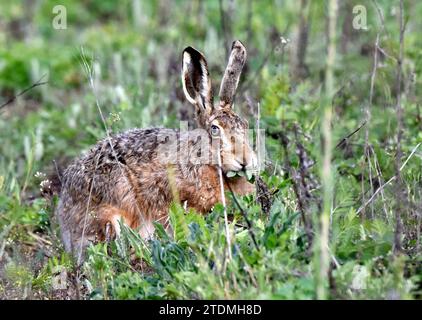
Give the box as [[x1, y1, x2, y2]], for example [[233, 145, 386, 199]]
[[56, 41, 257, 261]]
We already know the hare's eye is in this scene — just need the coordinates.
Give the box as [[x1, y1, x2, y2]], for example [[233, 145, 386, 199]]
[[211, 125, 220, 136]]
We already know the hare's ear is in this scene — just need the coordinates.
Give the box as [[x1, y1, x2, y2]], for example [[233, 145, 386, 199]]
[[218, 40, 247, 108], [182, 46, 213, 115]]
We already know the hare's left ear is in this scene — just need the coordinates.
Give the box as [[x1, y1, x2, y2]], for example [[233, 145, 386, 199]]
[[182, 47, 214, 117], [219, 40, 247, 108]]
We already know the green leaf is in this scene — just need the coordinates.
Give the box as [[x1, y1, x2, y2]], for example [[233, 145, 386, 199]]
[[226, 171, 237, 178], [169, 202, 189, 243]]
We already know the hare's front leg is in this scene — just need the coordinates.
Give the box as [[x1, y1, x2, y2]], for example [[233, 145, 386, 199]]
[[144, 210, 172, 239], [96, 205, 136, 240], [98, 206, 166, 240], [138, 217, 156, 239]]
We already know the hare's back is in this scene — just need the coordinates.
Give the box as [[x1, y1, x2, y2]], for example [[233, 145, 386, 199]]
[[60, 128, 178, 196]]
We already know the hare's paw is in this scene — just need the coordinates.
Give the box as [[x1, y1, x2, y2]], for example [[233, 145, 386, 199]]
[[97, 205, 133, 240]]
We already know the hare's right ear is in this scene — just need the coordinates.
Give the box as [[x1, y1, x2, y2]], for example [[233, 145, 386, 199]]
[[182, 47, 213, 117]]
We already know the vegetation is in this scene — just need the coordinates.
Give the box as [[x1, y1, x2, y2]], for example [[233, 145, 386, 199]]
[[0, 0, 421, 300]]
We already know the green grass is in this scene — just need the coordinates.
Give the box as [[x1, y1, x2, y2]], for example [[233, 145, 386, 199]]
[[0, 0, 421, 300]]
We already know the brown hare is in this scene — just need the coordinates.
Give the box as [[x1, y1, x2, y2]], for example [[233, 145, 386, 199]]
[[56, 40, 257, 262]]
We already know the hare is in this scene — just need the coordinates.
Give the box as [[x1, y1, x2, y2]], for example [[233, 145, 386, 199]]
[[56, 40, 257, 262]]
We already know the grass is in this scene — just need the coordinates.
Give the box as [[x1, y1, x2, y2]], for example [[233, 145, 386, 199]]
[[0, 0, 422, 300]]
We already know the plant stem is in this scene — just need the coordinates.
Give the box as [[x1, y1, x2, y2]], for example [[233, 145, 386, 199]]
[[217, 148, 232, 261], [316, 0, 337, 300]]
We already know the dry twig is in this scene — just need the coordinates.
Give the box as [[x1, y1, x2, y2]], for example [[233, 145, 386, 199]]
[[0, 74, 48, 110]]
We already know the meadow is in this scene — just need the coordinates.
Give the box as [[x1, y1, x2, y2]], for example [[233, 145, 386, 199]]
[[0, 0, 421, 299]]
